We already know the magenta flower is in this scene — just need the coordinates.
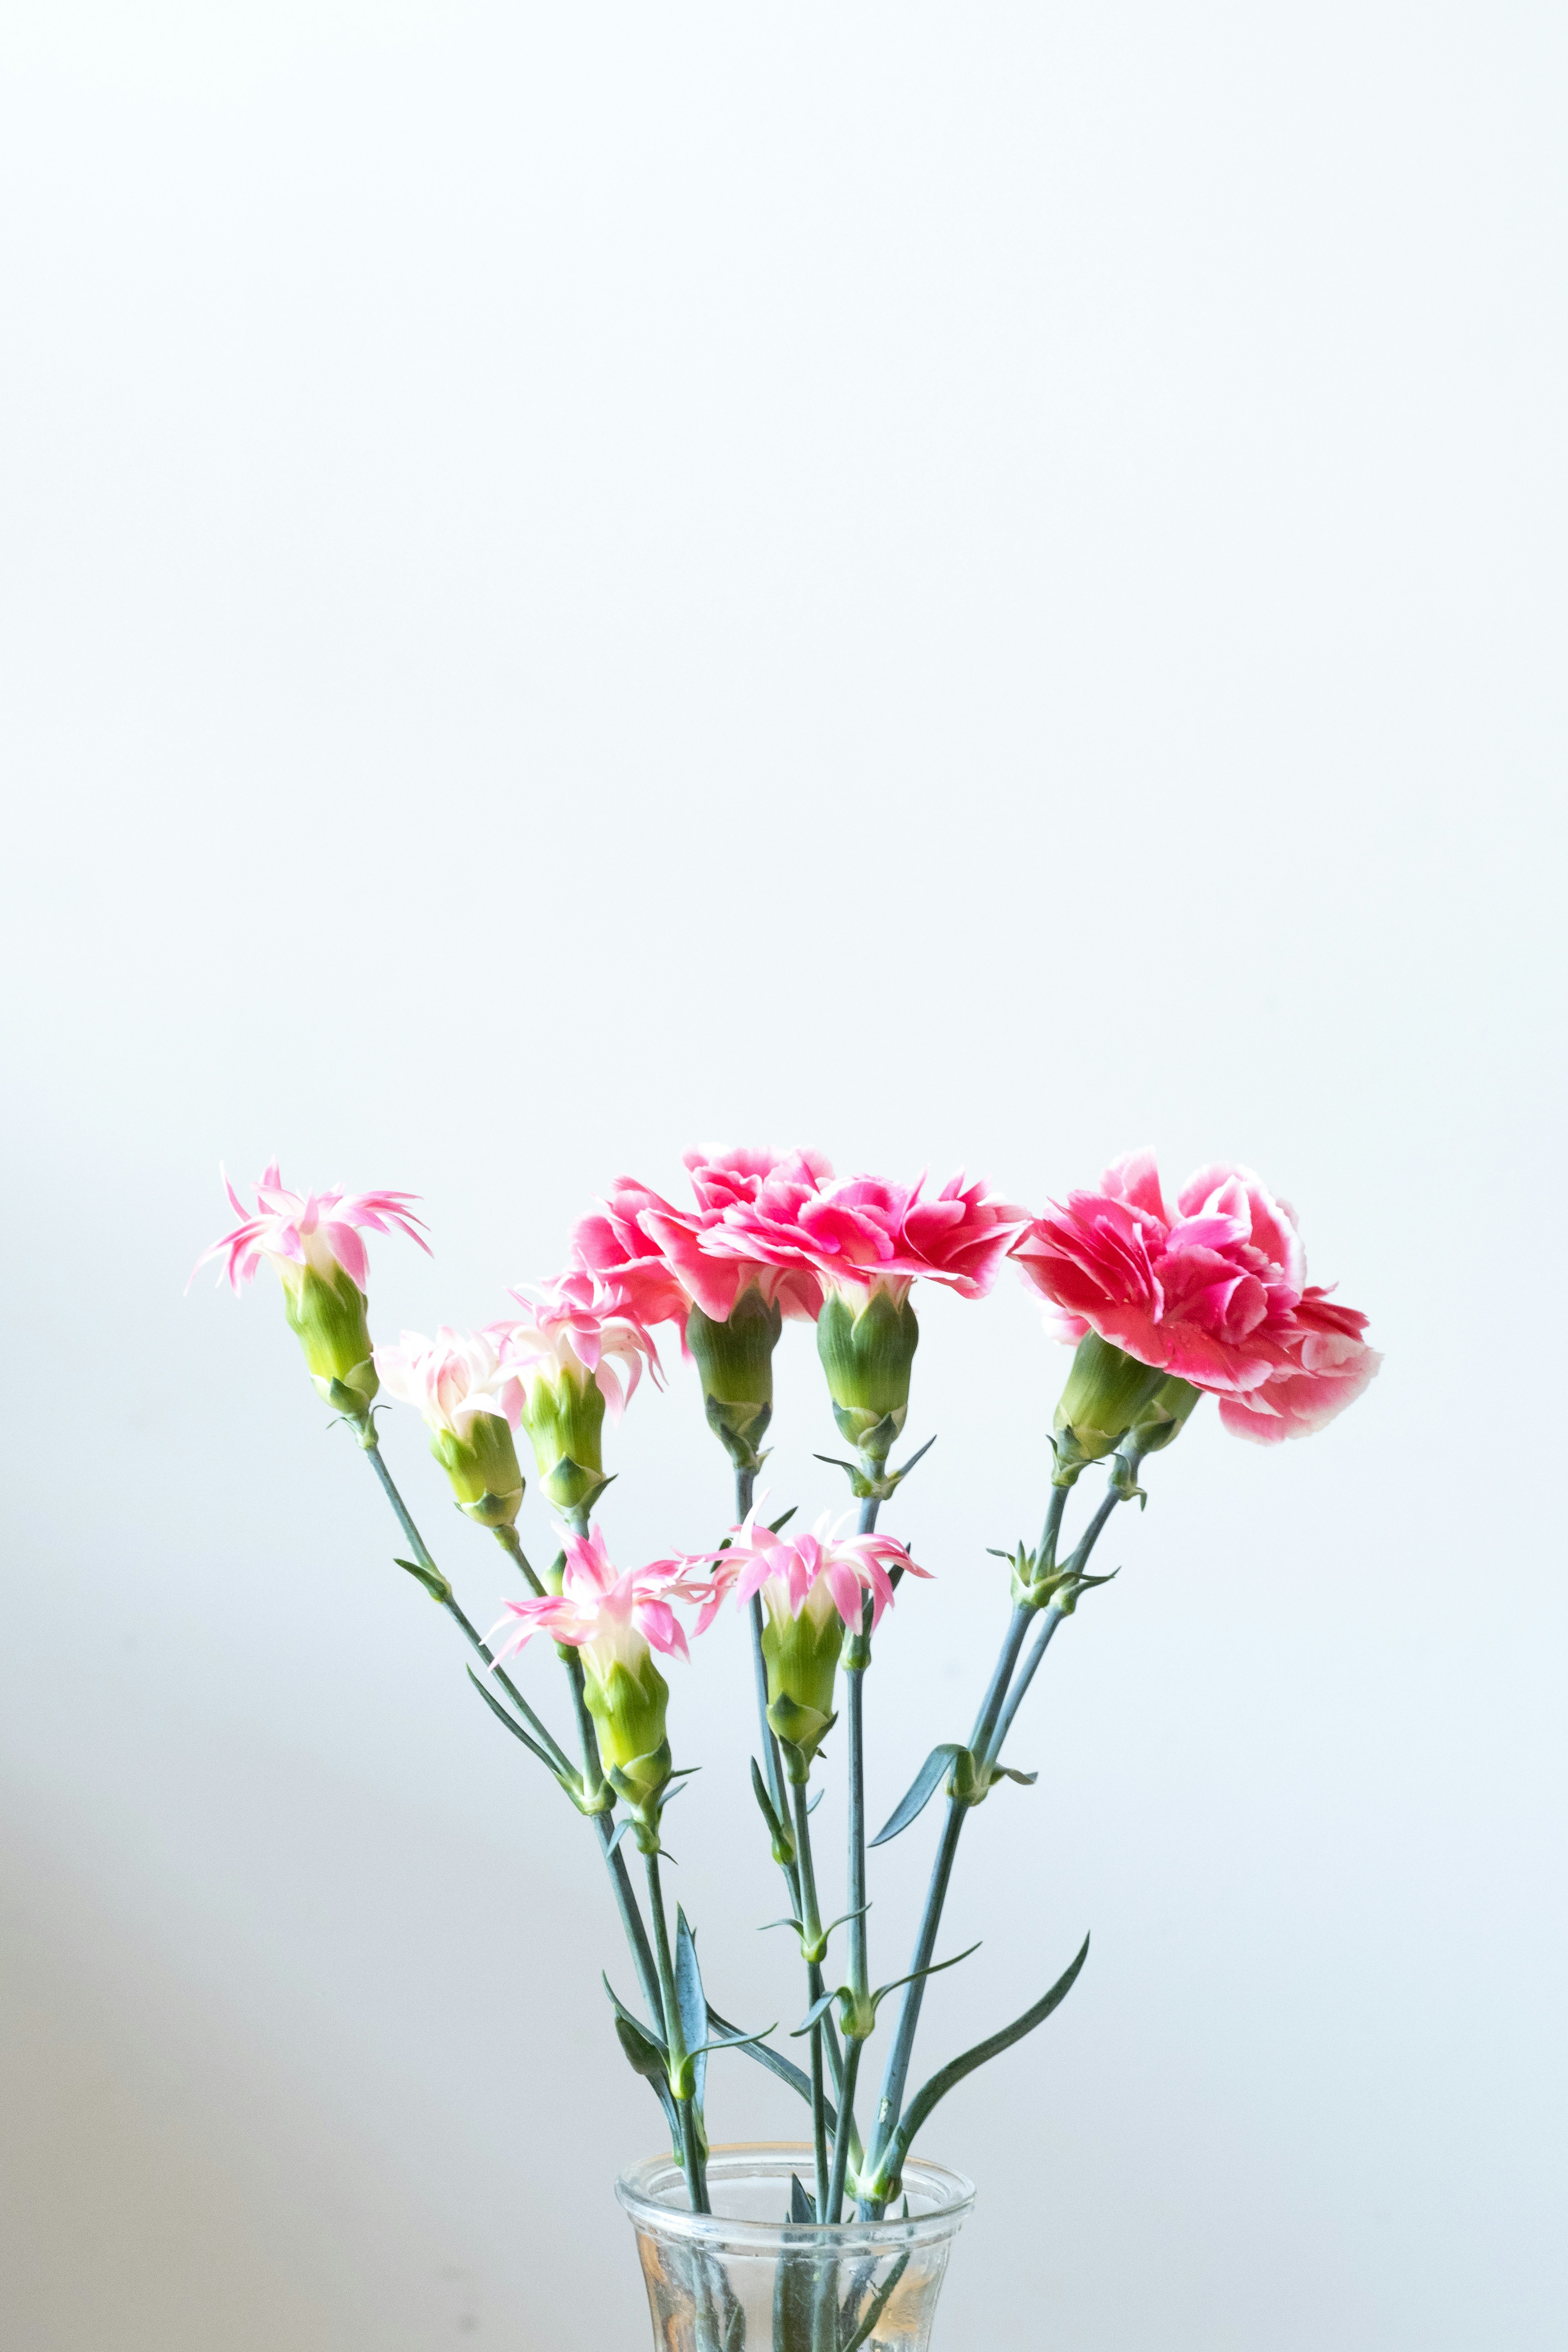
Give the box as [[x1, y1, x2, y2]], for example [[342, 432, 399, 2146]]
[[192, 1163, 429, 1294], [701, 1510, 927, 1638], [1012, 1150, 1379, 1440], [571, 1146, 833, 1332], [773, 1171, 1030, 1309]]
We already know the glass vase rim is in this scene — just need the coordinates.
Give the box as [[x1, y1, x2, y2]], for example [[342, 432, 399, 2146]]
[[615, 2140, 976, 2253]]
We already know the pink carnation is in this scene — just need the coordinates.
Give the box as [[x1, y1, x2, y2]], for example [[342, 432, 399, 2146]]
[[490, 1268, 661, 1417], [782, 1171, 1029, 1307], [192, 1162, 429, 1294], [698, 1509, 929, 1636], [571, 1146, 833, 1330], [487, 1524, 711, 1674], [1011, 1149, 1379, 1441], [707, 1168, 1027, 1310]]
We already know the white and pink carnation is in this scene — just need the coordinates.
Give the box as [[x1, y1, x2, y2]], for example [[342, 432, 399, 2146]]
[[192, 1162, 429, 1294]]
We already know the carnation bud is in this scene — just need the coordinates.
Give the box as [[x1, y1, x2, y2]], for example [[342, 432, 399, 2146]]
[[280, 1261, 379, 1413], [518, 1365, 609, 1514], [429, 1411, 526, 1528], [585, 1652, 674, 1845], [686, 1285, 783, 1472], [1125, 1376, 1202, 1459], [1051, 1332, 1166, 1487], [815, 1285, 920, 1466], [761, 1590, 844, 1780]]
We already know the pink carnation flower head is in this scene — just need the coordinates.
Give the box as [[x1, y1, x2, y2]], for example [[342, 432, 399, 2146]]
[[488, 1526, 713, 1831], [704, 1508, 929, 1774], [489, 1270, 660, 1513], [789, 1170, 1029, 1312], [571, 1146, 833, 1332], [192, 1162, 429, 1298], [191, 1163, 430, 1411], [570, 1147, 835, 1476], [1012, 1149, 1380, 1457], [372, 1326, 526, 1527], [776, 1170, 1028, 1466]]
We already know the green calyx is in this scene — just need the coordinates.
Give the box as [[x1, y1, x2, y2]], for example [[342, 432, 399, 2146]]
[[519, 1364, 609, 1513], [430, 1412, 526, 1528], [687, 1287, 782, 1472], [282, 1261, 378, 1411], [816, 1285, 920, 1466], [585, 1651, 674, 1851], [1127, 1376, 1202, 1458], [762, 1592, 845, 1780], [585, 1651, 671, 1782], [1051, 1333, 1167, 1487]]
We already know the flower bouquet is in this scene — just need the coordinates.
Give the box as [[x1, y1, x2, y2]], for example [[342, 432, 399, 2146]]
[[194, 1145, 1377, 2352]]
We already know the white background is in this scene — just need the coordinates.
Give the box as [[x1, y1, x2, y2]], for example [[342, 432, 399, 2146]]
[[1, 5, 1563, 2348]]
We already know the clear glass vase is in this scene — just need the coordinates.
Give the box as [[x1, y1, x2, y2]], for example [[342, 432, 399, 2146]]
[[616, 2142, 975, 2352]]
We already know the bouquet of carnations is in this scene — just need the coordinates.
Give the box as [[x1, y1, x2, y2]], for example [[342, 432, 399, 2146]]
[[195, 1145, 1376, 2352]]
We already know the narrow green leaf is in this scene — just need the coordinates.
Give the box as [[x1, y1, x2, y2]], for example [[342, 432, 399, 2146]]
[[674, 1907, 708, 2118], [767, 1507, 798, 1535], [789, 1986, 839, 2038], [464, 1667, 570, 1780], [394, 1555, 451, 1605], [602, 1972, 665, 2052], [885, 1933, 1091, 2180], [839, 2250, 911, 2352], [870, 1941, 982, 2019], [685, 2022, 778, 2063], [789, 2174, 817, 2224], [705, 2004, 837, 2134], [869, 1744, 967, 1848], [993, 1766, 1038, 1787], [614, 2011, 669, 2084]]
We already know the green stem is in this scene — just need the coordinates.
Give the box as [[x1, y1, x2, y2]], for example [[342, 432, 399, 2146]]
[[358, 1436, 657, 2036], [645, 1850, 710, 2214], [984, 1602, 1065, 1769], [861, 1599, 1034, 2207], [826, 2037, 863, 2224], [790, 1776, 831, 2217], [361, 1436, 574, 1777], [865, 1460, 1139, 2202], [493, 1521, 547, 1597]]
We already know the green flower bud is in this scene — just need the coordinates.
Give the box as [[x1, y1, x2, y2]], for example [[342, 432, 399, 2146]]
[[1126, 1375, 1203, 1459], [281, 1261, 379, 1413], [585, 1649, 672, 1781], [586, 1652, 674, 1845], [429, 1412, 526, 1528], [815, 1285, 920, 1466], [687, 1286, 783, 1471], [761, 1589, 844, 1780], [1051, 1332, 1166, 1487], [519, 1365, 609, 1514]]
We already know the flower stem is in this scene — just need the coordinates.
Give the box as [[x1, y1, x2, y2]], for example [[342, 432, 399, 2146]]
[[863, 1459, 1139, 2202], [826, 2035, 864, 2224], [357, 1432, 657, 2026], [361, 1435, 574, 1775], [983, 1603, 1065, 1769], [789, 1775, 832, 2218], [646, 1849, 710, 2214], [492, 1521, 547, 1597]]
